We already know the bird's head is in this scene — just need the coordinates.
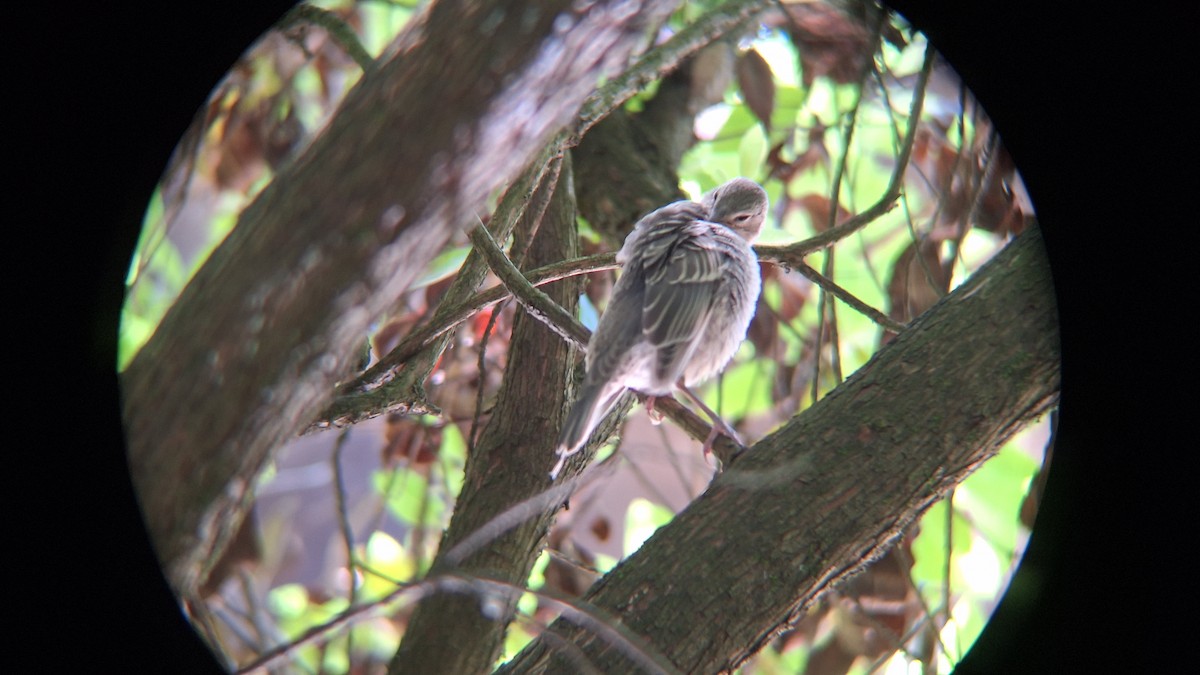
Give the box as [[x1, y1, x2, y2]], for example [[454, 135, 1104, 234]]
[[704, 178, 768, 242]]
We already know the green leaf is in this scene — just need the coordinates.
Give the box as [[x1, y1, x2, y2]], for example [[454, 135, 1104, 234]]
[[373, 468, 444, 527], [708, 353, 774, 419], [413, 244, 470, 289], [737, 121, 768, 178], [624, 498, 675, 556], [268, 583, 310, 620], [362, 531, 414, 596]]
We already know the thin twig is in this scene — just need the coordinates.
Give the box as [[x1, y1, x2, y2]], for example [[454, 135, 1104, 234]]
[[892, 543, 954, 666], [331, 427, 358, 610], [234, 568, 680, 675], [754, 41, 938, 266], [278, 4, 376, 73], [572, 0, 772, 142], [439, 468, 593, 567], [468, 299, 507, 454], [789, 260, 907, 334]]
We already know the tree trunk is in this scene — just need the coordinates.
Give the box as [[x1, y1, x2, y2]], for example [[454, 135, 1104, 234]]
[[388, 153, 583, 675], [121, 0, 678, 598], [496, 224, 1059, 674]]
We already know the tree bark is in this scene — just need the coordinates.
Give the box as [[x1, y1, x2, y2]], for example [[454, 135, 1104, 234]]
[[121, 0, 678, 598], [496, 224, 1060, 673], [389, 155, 582, 674]]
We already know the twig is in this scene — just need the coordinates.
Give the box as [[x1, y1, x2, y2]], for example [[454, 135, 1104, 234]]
[[277, 4, 376, 73], [234, 568, 680, 675], [467, 224, 591, 350], [468, 298, 507, 454], [754, 41, 937, 265], [789, 260, 907, 334], [892, 542, 954, 665], [331, 428, 357, 605], [572, 0, 771, 142]]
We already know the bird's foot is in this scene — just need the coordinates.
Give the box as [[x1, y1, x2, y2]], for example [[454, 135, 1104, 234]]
[[549, 447, 576, 480], [645, 396, 665, 425], [700, 418, 742, 463]]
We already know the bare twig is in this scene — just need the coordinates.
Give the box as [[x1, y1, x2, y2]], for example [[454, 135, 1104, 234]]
[[468, 298, 507, 454], [754, 41, 937, 265], [233, 568, 680, 675], [789, 260, 907, 334], [573, 0, 772, 142], [331, 428, 358, 607], [467, 224, 591, 350], [277, 4, 376, 73]]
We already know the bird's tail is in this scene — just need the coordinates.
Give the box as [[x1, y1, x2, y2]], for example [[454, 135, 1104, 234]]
[[551, 381, 621, 479]]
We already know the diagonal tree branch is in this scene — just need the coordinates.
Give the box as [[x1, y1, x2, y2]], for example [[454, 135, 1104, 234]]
[[122, 0, 681, 599], [572, 0, 772, 143], [387, 149, 585, 675], [468, 223, 591, 350], [791, 259, 908, 333], [498, 223, 1059, 673]]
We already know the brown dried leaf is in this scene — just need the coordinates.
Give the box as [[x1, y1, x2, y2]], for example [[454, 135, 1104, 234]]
[[797, 193, 852, 232], [884, 239, 950, 341], [769, 127, 830, 184], [736, 48, 776, 132], [746, 293, 779, 355], [381, 414, 442, 467], [783, 2, 872, 86], [590, 516, 611, 542]]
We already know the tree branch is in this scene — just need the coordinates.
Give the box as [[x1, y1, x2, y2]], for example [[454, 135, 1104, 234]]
[[789, 259, 907, 334], [572, 0, 772, 142], [122, 0, 681, 598], [498, 224, 1059, 673], [388, 153, 587, 674], [754, 41, 936, 265], [467, 223, 591, 350]]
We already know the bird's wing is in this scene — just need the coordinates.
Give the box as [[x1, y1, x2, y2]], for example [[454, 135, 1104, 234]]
[[582, 202, 707, 386], [639, 220, 724, 386]]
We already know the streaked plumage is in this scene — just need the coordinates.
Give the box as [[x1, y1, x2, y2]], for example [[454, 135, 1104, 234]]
[[552, 178, 768, 478]]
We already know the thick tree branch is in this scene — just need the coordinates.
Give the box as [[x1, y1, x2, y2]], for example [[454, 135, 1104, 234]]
[[122, 0, 679, 598], [498, 224, 1059, 673], [387, 153, 584, 674]]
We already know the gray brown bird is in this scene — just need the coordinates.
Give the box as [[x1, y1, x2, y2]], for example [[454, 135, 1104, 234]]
[[551, 177, 768, 478]]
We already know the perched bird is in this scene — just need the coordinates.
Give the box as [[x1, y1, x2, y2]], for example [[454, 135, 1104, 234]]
[[551, 178, 768, 478]]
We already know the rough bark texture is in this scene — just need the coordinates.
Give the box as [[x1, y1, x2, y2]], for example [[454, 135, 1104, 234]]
[[121, 0, 678, 597], [496, 225, 1060, 673], [389, 157, 581, 674]]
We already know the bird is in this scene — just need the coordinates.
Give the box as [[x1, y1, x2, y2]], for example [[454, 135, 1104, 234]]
[[551, 177, 768, 479]]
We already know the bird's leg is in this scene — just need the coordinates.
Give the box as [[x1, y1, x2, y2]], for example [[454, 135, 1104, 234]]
[[676, 382, 742, 458], [644, 395, 665, 425]]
